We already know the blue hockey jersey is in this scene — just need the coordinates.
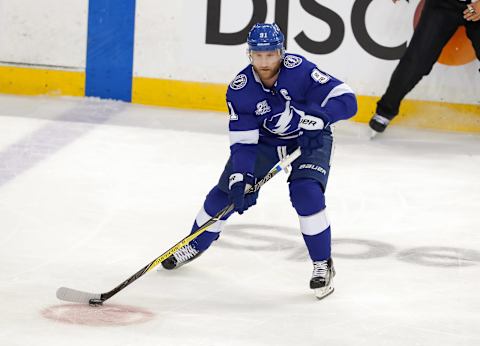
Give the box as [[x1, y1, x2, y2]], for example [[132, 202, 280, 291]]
[[226, 53, 357, 174]]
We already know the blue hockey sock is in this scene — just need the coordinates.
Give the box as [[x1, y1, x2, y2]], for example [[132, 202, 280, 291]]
[[190, 186, 232, 252], [290, 179, 332, 261], [302, 227, 331, 261], [190, 224, 221, 252]]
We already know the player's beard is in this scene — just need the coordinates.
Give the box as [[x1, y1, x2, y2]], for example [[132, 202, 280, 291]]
[[255, 66, 280, 82]]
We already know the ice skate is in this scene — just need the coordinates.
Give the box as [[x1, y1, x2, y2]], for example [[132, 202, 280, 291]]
[[310, 258, 335, 300], [369, 114, 391, 138], [161, 244, 203, 270]]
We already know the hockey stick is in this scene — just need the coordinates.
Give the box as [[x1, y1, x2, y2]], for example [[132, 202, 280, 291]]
[[56, 147, 302, 305]]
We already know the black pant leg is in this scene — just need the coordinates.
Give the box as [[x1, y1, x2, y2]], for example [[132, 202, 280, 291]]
[[376, 0, 463, 119], [465, 21, 480, 62]]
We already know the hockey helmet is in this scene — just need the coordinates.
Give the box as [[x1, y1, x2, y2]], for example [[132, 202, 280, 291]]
[[247, 23, 285, 52]]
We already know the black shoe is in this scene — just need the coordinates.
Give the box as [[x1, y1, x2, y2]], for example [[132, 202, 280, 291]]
[[310, 258, 335, 299], [369, 114, 391, 133], [161, 244, 203, 270]]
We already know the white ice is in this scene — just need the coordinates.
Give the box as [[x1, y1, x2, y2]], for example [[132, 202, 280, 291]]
[[0, 94, 479, 346]]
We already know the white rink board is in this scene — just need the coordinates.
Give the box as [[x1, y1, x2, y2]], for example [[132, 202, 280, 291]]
[[0, 0, 477, 104], [0, 0, 88, 69], [134, 0, 480, 104]]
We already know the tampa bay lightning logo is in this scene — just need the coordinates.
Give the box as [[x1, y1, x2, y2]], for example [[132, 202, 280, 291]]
[[263, 101, 302, 137], [229, 74, 247, 90], [283, 55, 302, 69]]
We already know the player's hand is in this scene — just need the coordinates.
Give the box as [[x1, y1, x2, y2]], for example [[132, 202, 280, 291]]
[[297, 114, 326, 156], [464, 3, 480, 22], [228, 173, 258, 214]]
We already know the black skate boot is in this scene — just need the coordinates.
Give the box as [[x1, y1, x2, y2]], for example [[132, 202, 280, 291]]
[[161, 244, 203, 270], [369, 113, 391, 134], [310, 258, 335, 300]]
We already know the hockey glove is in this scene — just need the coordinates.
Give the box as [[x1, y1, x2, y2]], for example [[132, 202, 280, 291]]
[[228, 172, 258, 214], [297, 114, 326, 156]]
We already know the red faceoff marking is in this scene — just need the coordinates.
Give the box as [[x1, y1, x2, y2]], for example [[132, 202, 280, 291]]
[[41, 304, 155, 327]]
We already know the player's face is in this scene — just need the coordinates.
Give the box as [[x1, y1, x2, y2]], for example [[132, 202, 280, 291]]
[[250, 50, 282, 81]]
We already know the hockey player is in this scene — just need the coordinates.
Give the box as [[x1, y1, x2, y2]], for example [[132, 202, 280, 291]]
[[161, 23, 357, 300]]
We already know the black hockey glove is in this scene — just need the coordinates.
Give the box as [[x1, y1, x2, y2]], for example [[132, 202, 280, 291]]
[[297, 114, 326, 156], [228, 172, 258, 214]]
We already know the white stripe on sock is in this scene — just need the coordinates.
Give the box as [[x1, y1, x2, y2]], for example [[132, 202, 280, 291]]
[[299, 208, 330, 236], [195, 206, 225, 233]]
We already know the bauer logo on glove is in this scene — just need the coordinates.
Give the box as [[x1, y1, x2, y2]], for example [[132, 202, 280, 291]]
[[299, 115, 325, 130]]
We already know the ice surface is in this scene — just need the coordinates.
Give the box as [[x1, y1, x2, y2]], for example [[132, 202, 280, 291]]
[[0, 94, 479, 346]]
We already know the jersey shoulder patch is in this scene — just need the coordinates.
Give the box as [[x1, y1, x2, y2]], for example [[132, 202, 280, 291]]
[[229, 74, 248, 90], [311, 68, 331, 84], [283, 55, 303, 69]]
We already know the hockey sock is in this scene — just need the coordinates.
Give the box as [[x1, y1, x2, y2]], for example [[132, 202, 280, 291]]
[[190, 186, 233, 251], [290, 179, 331, 261], [190, 225, 221, 252], [302, 227, 331, 261]]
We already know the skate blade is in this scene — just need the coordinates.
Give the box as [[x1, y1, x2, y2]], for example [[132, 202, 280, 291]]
[[369, 129, 380, 140], [314, 286, 334, 300]]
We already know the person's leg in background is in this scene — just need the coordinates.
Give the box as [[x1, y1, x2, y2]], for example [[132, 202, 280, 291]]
[[370, 0, 464, 133]]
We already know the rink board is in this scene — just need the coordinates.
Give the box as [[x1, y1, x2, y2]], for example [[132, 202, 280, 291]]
[[0, 65, 479, 133], [0, 0, 479, 132]]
